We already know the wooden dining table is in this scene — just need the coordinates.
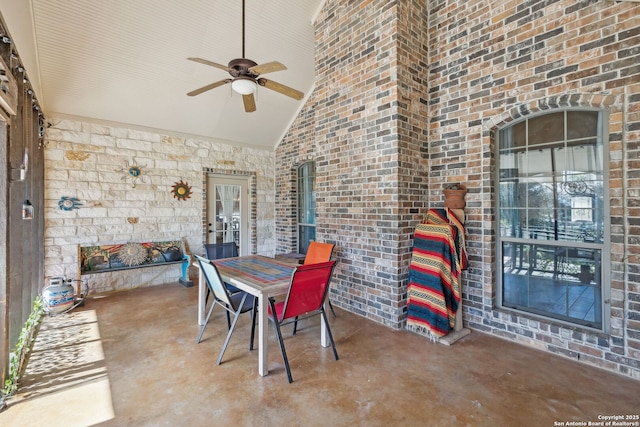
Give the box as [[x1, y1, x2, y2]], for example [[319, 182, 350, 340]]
[[196, 254, 331, 376]]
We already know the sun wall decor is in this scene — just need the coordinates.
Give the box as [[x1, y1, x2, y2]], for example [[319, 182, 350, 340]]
[[171, 180, 193, 201], [58, 196, 83, 211]]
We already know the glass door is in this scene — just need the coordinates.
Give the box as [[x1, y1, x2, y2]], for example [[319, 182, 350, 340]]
[[206, 176, 248, 255]]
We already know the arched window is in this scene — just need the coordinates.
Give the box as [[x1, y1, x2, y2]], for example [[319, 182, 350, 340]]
[[497, 110, 609, 330], [297, 161, 316, 254]]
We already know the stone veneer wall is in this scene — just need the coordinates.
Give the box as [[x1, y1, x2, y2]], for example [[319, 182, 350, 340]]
[[43, 118, 276, 294], [278, 0, 640, 379]]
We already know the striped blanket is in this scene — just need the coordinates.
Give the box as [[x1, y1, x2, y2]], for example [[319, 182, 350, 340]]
[[407, 208, 466, 339], [423, 208, 467, 271]]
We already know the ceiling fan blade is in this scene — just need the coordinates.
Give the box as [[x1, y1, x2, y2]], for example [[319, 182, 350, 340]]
[[187, 57, 232, 72], [258, 78, 304, 100], [243, 94, 257, 112], [249, 61, 287, 75], [187, 79, 231, 96]]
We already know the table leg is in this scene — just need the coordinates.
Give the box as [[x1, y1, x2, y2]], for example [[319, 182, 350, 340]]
[[197, 267, 206, 326], [321, 301, 329, 347], [258, 295, 269, 376]]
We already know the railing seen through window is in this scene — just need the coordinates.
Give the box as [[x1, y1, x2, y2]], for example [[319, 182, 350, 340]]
[[497, 110, 608, 330]]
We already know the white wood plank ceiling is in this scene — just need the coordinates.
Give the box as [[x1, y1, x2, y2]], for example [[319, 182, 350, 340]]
[[0, 0, 323, 148]]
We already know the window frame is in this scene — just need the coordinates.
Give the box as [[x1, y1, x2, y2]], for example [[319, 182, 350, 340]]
[[495, 108, 611, 333], [297, 161, 316, 254]]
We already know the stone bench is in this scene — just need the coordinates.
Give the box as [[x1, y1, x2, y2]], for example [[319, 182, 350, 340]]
[[78, 240, 193, 287]]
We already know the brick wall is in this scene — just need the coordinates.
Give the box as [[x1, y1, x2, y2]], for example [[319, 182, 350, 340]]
[[277, 0, 429, 327], [277, 0, 640, 379], [44, 118, 276, 293], [427, 0, 639, 380]]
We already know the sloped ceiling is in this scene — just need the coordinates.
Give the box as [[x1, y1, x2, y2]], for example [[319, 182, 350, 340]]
[[0, 0, 324, 148]]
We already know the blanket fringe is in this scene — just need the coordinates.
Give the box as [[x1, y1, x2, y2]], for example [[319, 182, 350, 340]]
[[406, 323, 440, 343]]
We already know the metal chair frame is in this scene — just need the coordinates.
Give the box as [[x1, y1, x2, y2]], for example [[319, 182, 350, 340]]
[[293, 241, 337, 334], [268, 260, 339, 383], [203, 242, 240, 328], [194, 255, 257, 365]]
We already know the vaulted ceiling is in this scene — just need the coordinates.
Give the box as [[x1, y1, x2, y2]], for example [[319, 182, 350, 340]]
[[0, 0, 325, 148]]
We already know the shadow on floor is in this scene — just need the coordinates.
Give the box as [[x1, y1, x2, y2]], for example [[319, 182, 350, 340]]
[[1, 282, 638, 427]]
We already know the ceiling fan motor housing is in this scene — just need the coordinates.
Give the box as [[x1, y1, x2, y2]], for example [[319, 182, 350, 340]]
[[228, 58, 259, 78]]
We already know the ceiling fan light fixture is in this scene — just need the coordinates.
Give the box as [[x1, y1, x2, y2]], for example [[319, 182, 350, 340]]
[[185, 0, 303, 109], [231, 77, 257, 95]]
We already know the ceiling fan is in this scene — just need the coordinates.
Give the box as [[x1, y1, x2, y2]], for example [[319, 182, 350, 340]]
[[186, 0, 304, 112]]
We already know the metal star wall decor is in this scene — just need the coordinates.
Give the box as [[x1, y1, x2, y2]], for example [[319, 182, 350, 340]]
[[116, 160, 147, 188]]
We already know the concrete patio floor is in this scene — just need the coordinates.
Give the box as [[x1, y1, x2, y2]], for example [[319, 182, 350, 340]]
[[1, 281, 638, 426]]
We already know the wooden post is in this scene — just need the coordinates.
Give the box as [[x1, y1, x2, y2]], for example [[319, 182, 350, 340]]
[[439, 208, 471, 345]]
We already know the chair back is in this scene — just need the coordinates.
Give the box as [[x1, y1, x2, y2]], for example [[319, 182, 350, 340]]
[[280, 260, 336, 321], [204, 242, 238, 260], [194, 254, 233, 307], [303, 242, 334, 265]]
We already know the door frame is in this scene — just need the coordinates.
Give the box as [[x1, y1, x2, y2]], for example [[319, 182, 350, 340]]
[[205, 174, 251, 256]]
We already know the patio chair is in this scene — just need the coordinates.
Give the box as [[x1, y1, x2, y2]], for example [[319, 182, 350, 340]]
[[293, 241, 336, 334], [204, 242, 240, 327], [267, 260, 339, 383], [194, 255, 257, 365], [303, 241, 335, 265], [204, 241, 239, 260]]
